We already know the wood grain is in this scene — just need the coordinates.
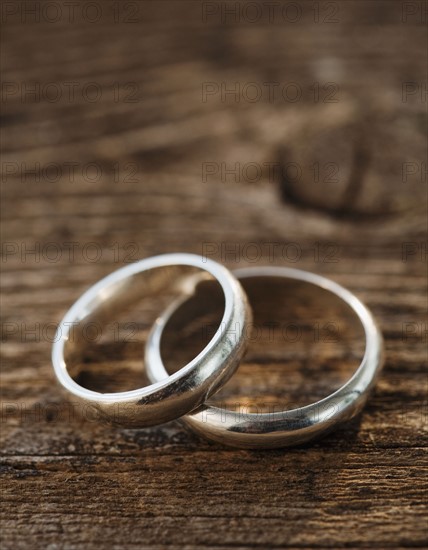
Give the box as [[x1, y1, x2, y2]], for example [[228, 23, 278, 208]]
[[1, 1, 427, 548]]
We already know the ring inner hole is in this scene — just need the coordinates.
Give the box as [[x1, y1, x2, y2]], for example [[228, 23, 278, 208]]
[[64, 266, 224, 393], [160, 276, 366, 410]]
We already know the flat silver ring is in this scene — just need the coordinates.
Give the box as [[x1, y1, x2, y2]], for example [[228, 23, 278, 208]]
[[146, 267, 384, 448], [51, 253, 251, 427]]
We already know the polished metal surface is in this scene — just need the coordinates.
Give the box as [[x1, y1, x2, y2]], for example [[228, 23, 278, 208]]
[[146, 267, 384, 448], [51, 254, 251, 427]]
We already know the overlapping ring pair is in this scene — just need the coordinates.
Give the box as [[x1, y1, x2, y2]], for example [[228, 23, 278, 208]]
[[52, 254, 383, 449]]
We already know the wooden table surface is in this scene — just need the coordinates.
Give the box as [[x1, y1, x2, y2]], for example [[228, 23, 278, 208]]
[[1, 1, 427, 548]]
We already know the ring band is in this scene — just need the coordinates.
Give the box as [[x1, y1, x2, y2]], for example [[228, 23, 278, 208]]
[[145, 267, 384, 448], [51, 253, 251, 427]]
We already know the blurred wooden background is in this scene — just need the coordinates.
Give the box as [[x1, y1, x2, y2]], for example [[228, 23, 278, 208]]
[[1, 1, 427, 548]]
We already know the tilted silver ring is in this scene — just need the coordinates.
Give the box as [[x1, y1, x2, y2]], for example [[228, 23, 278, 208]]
[[145, 267, 384, 448], [51, 254, 251, 427]]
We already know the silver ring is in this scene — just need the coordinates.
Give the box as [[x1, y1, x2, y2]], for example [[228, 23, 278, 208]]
[[146, 267, 384, 448], [51, 253, 251, 427]]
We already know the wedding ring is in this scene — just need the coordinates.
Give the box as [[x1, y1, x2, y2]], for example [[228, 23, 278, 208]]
[[51, 254, 251, 427], [146, 267, 384, 448]]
